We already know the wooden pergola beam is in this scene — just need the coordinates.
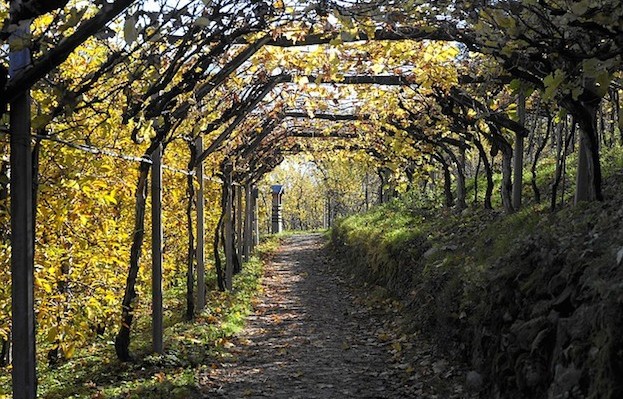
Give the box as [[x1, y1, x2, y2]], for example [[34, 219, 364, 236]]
[[290, 131, 359, 139], [264, 26, 456, 47], [283, 111, 367, 121]]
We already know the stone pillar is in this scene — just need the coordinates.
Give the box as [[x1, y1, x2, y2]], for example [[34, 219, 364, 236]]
[[271, 185, 284, 234]]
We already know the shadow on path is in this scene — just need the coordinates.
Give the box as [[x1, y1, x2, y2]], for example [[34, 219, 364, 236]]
[[198, 234, 455, 398]]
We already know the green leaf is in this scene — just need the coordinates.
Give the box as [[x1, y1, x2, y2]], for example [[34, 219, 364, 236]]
[[509, 79, 521, 92], [543, 70, 565, 100], [62, 342, 75, 359], [46, 326, 58, 343]]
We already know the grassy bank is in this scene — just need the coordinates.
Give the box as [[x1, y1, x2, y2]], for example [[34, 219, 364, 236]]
[[331, 171, 623, 398]]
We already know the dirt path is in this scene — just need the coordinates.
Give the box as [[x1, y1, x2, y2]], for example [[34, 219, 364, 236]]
[[198, 234, 471, 398]]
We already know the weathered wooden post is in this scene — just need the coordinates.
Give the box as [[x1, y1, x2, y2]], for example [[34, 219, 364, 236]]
[[195, 137, 206, 310], [151, 144, 163, 354], [243, 182, 252, 261], [224, 163, 234, 290], [271, 185, 284, 234], [252, 186, 259, 249], [235, 184, 243, 267], [9, 11, 37, 398]]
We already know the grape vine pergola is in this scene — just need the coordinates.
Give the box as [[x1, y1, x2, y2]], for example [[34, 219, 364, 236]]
[[2, 1, 622, 397]]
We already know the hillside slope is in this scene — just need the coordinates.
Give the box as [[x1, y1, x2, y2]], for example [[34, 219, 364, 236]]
[[331, 172, 623, 398]]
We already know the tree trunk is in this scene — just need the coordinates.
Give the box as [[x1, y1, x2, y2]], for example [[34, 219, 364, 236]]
[[569, 97, 603, 203], [213, 187, 226, 292], [500, 145, 514, 214], [531, 116, 551, 203], [377, 169, 385, 204], [574, 133, 593, 203], [526, 114, 537, 160], [551, 121, 574, 211], [474, 154, 481, 205], [473, 139, 494, 209], [457, 146, 467, 210], [0, 334, 10, 367], [444, 147, 466, 210], [223, 163, 234, 291], [233, 186, 242, 275], [512, 132, 524, 210], [484, 124, 515, 214], [608, 89, 618, 145], [114, 157, 152, 361], [435, 154, 454, 208], [599, 104, 607, 148], [551, 121, 563, 211], [561, 139, 568, 207]]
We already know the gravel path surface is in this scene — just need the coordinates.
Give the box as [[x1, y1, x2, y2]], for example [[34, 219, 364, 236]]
[[198, 234, 472, 398]]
